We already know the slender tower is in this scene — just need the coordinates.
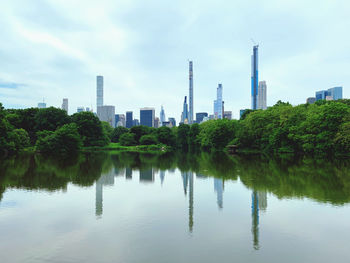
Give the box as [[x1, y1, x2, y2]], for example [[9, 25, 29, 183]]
[[96, 76, 104, 110], [189, 61, 193, 124], [251, 45, 259, 110]]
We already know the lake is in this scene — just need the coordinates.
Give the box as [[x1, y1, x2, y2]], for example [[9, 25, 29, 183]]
[[1, 152, 350, 263]]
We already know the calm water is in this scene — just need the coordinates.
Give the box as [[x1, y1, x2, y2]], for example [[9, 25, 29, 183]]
[[1, 152, 350, 263]]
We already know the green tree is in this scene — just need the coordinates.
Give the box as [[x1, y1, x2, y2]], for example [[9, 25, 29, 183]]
[[71, 112, 109, 147], [156, 126, 176, 146], [101, 121, 114, 140], [140, 134, 158, 145], [130, 125, 152, 144], [119, 133, 137, 146], [111, 126, 129, 142], [177, 124, 190, 150], [35, 107, 70, 132], [36, 123, 82, 155], [188, 123, 200, 148]]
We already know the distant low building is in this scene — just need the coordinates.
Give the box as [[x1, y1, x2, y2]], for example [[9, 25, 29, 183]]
[[77, 107, 85, 113], [154, 117, 160, 128], [316, 86, 343, 101], [168, 117, 176, 127], [223, 111, 232, 120], [62, 98, 68, 112], [196, 112, 208, 123], [306, 97, 316, 104], [38, 102, 46, 109]]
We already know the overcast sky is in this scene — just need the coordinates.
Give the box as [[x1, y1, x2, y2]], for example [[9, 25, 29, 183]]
[[0, 0, 349, 121]]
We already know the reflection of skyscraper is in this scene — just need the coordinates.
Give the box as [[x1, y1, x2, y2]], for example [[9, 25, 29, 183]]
[[126, 167, 132, 179], [189, 171, 194, 232], [214, 178, 224, 209], [181, 172, 189, 195], [160, 171, 165, 185], [251, 191, 260, 250], [258, 191, 267, 212], [95, 170, 115, 218], [140, 168, 154, 182]]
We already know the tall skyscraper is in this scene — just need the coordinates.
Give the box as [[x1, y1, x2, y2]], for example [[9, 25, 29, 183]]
[[213, 84, 223, 119], [181, 96, 189, 123], [140, 107, 155, 127], [168, 117, 176, 127], [97, 105, 115, 127], [160, 106, 166, 124], [189, 61, 194, 124], [115, 114, 126, 127], [251, 45, 259, 110], [61, 98, 68, 112], [154, 117, 160, 128], [96, 76, 103, 109], [257, 81, 267, 110], [126, 111, 133, 128]]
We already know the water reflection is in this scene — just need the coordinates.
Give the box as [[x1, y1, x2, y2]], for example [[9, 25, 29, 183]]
[[1, 152, 350, 251]]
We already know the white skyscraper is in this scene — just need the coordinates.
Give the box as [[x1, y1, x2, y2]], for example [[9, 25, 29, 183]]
[[257, 81, 267, 110], [213, 84, 223, 119], [61, 98, 68, 112], [96, 76, 103, 109]]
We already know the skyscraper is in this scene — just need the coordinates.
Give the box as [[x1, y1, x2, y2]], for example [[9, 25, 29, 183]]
[[223, 111, 232, 120], [140, 107, 155, 127], [115, 114, 126, 127], [251, 45, 259, 110], [181, 96, 189, 123], [97, 105, 115, 127], [160, 105, 166, 124], [257, 81, 267, 110], [96, 76, 103, 109], [61, 98, 68, 112], [213, 84, 223, 119], [126, 111, 133, 128], [189, 61, 194, 124], [168, 117, 176, 127]]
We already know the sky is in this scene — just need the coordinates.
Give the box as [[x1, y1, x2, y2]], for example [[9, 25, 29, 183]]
[[0, 0, 349, 121]]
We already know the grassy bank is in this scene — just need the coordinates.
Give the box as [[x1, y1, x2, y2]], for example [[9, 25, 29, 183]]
[[82, 142, 171, 153]]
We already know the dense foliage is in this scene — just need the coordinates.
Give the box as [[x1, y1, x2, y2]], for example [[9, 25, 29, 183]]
[[2, 99, 350, 157]]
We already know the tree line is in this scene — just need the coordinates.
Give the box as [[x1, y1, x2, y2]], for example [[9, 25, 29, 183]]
[[1, 99, 350, 156]]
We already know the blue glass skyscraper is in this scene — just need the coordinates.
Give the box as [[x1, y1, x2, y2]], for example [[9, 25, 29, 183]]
[[126, 111, 133, 128], [251, 45, 259, 110]]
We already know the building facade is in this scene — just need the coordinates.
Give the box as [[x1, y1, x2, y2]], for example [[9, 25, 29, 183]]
[[115, 114, 126, 127], [154, 117, 160, 128], [251, 45, 259, 110], [181, 96, 189, 123], [77, 107, 85, 113], [62, 98, 68, 112], [257, 81, 267, 110], [196, 112, 208, 123], [214, 84, 223, 119], [38, 102, 46, 109], [97, 105, 115, 127], [168, 117, 176, 127], [140, 107, 155, 127], [316, 87, 343, 101], [160, 106, 166, 124], [126, 111, 133, 128], [306, 97, 316, 104], [223, 111, 232, 120], [96, 76, 103, 109]]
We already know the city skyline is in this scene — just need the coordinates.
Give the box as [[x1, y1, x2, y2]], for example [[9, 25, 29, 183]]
[[0, 1, 349, 121]]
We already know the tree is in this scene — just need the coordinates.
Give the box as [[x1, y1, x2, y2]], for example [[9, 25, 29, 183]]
[[156, 126, 176, 146], [140, 134, 158, 145], [119, 133, 137, 146], [35, 107, 71, 132], [130, 125, 152, 144], [36, 123, 82, 155], [177, 124, 190, 150], [188, 123, 200, 148], [8, 129, 30, 151], [111, 126, 129, 142], [71, 112, 109, 147], [101, 121, 114, 140]]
